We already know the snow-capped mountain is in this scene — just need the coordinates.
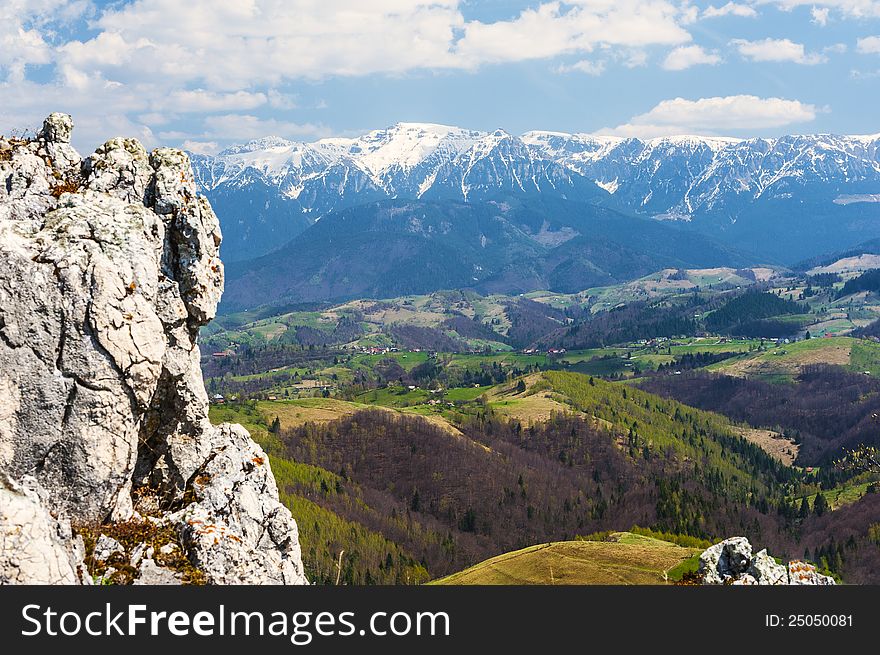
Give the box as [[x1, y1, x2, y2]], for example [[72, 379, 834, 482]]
[[190, 123, 880, 263], [521, 131, 880, 218]]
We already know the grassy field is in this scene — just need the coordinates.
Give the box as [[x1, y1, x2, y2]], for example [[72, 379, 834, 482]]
[[562, 338, 760, 379], [793, 482, 877, 511], [350, 351, 431, 371], [445, 352, 550, 368], [430, 532, 700, 585], [258, 398, 375, 428], [730, 427, 799, 466], [705, 336, 880, 382], [707, 336, 870, 382], [851, 340, 880, 376], [257, 397, 465, 436], [487, 391, 573, 425]]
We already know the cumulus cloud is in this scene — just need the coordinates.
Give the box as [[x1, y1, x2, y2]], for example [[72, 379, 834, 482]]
[[153, 90, 269, 113], [702, 3, 759, 18], [201, 114, 331, 141], [0, 0, 858, 149], [597, 94, 819, 137], [454, 1, 690, 66], [662, 45, 722, 70], [811, 7, 831, 24], [556, 59, 607, 75], [731, 37, 826, 64], [0, 0, 707, 148], [181, 140, 220, 155], [857, 36, 880, 53], [51, 0, 694, 86], [0, 0, 89, 82]]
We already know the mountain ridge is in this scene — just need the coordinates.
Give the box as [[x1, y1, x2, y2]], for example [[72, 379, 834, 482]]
[[192, 122, 880, 265], [220, 197, 755, 311]]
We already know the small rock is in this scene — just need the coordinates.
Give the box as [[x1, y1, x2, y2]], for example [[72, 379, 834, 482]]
[[748, 549, 788, 585], [699, 536, 752, 584], [39, 113, 73, 144], [133, 559, 181, 585], [788, 560, 836, 585], [159, 543, 178, 555], [699, 538, 836, 585], [98, 566, 117, 584], [93, 534, 124, 562], [130, 542, 147, 568]]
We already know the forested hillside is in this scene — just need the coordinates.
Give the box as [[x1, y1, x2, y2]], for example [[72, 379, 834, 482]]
[[213, 373, 806, 583], [704, 291, 807, 337]]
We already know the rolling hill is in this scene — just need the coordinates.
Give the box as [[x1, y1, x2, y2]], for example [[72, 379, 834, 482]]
[[429, 532, 701, 585]]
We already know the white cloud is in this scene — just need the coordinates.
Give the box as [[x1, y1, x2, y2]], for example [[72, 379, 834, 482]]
[[811, 7, 831, 24], [620, 49, 650, 68], [731, 37, 827, 64], [680, 4, 700, 23], [182, 140, 220, 155], [267, 90, 298, 110], [0, 76, 155, 149], [43, 0, 695, 87], [201, 114, 331, 141], [662, 45, 722, 70], [154, 90, 269, 113], [0, 0, 711, 148], [138, 112, 170, 125], [757, 1, 880, 19], [857, 36, 880, 53], [454, 1, 690, 66], [556, 59, 606, 75], [702, 3, 759, 18], [0, 0, 89, 82], [598, 94, 819, 137], [850, 67, 880, 78]]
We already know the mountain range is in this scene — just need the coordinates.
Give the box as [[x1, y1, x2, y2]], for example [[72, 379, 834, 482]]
[[191, 123, 880, 310]]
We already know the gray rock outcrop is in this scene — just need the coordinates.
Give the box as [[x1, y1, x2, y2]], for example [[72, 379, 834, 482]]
[[0, 474, 91, 584], [699, 537, 835, 585], [0, 114, 307, 585]]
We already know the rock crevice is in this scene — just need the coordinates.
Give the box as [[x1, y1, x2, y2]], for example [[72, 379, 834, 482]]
[[0, 114, 307, 585]]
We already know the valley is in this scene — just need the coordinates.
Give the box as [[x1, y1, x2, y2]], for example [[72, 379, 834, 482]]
[[196, 129, 880, 587], [203, 258, 880, 584]]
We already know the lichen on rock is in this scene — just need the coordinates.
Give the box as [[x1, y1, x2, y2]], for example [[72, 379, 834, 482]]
[[0, 114, 306, 585]]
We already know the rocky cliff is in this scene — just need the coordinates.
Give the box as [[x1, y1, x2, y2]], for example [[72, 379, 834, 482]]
[[0, 114, 307, 585]]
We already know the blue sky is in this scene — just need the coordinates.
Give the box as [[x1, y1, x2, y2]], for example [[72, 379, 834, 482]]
[[1, 1, 879, 151]]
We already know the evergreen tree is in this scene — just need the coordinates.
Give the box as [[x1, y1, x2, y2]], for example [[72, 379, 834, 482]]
[[798, 496, 811, 518], [410, 489, 421, 512]]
